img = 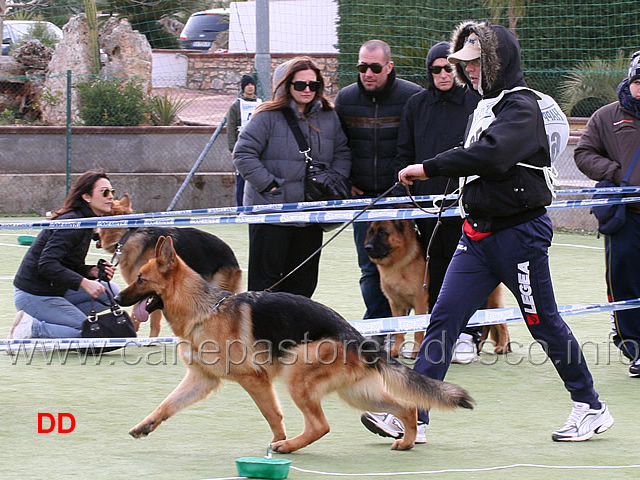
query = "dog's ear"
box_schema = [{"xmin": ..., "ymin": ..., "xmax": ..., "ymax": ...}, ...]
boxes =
[
  {"xmin": 120, "ymin": 193, "xmax": 131, "ymax": 209},
  {"xmin": 156, "ymin": 236, "xmax": 177, "ymax": 272},
  {"xmin": 155, "ymin": 236, "xmax": 167, "ymax": 257}
]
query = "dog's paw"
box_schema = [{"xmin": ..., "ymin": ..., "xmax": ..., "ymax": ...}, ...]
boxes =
[
  {"xmin": 494, "ymin": 344, "xmax": 512, "ymax": 354},
  {"xmin": 390, "ymin": 438, "xmax": 415, "ymax": 451},
  {"xmin": 270, "ymin": 440, "xmax": 296, "ymax": 454},
  {"xmin": 129, "ymin": 421, "xmax": 155, "ymax": 439}
]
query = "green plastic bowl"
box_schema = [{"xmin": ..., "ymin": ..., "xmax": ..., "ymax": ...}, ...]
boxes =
[{"xmin": 235, "ymin": 457, "xmax": 291, "ymax": 479}]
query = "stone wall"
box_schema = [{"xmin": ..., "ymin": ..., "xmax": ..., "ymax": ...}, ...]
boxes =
[{"xmin": 185, "ymin": 52, "xmax": 339, "ymax": 98}]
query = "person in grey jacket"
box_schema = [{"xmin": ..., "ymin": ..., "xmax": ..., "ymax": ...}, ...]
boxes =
[{"xmin": 234, "ymin": 57, "xmax": 351, "ymax": 297}]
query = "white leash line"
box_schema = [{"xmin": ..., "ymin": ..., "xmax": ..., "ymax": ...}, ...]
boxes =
[
  {"xmin": 288, "ymin": 463, "xmax": 640, "ymax": 476},
  {"xmin": 198, "ymin": 462, "xmax": 640, "ymax": 479}
]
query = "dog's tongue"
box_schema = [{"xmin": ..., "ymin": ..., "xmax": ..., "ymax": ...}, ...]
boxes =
[{"xmin": 133, "ymin": 300, "xmax": 149, "ymax": 323}]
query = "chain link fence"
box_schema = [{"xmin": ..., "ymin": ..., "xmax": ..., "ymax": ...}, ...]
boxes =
[{"xmin": 2, "ymin": 0, "xmax": 636, "ymax": 226}]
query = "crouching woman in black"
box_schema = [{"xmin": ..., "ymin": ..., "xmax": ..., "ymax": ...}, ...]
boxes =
[{"xmin": 9, "ymin": 170, "xmax": 120, "ymax": 339}]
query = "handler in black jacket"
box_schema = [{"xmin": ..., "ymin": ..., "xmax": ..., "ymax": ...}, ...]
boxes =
[
  {"xmin": 362, "ymin": 21, "xmax": 613, "ymax": 446},
  {"xmin": 10, "ymin": 170, "xmax": 119, "ymax": 339}
]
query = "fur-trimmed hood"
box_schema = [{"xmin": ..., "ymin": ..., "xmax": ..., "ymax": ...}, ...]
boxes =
[{"xmin": 449, "ymin": 20, "xmax": 525, "ymax": 97}]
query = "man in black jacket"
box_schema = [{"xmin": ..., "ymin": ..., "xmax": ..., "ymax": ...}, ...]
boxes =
[
  {"xmin": 395, "ymin": 41, "xmax": 483, "ymax": 365},
  {"xmin": 334, "ymin": 40, "xmax": 421, "ymax": 324},
  {"xmin": 361, "ymin": 21, "xmax": 613, "ymax": 447}
]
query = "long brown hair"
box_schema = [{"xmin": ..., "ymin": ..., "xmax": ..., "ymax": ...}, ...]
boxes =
[
  {"xmin": 49, "ymin": 170, "xmax": 110, "ymax": 219},
  {"xmin": 256, "ymin": 57, "xmax": 332, "ymax": 115}
]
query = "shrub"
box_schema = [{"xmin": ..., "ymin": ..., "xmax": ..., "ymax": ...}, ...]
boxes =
[{"xmin": 76, "ymin": 78, "xmax": 150, "ymax": 126}]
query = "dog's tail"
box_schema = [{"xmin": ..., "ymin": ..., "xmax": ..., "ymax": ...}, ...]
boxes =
[{"xmin": 375, "ymin": 358, "xmax": 474, "ymax": 411}]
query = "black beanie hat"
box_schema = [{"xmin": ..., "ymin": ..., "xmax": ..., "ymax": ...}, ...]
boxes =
[{"xmin": 241, "ymin": 74, "xmax": 256, "ymax": 91}]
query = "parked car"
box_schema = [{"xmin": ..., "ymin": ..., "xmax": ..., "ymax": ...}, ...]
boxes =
[
  {"xmin": 178, "ymin": 9, "xmax": 229, "ymax": 51},
  {"xmin": 2, "ymin": 20, "xmax": 63, "ymax": 55}
]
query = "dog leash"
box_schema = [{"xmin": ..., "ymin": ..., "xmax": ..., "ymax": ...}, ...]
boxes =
[
  {"xmin": 401, "ymin": 179, "xmax": 458, "ymax": 291},
  {"xmin": 265, "ymin": 182, "xmax": 403, "ymax": 293}
]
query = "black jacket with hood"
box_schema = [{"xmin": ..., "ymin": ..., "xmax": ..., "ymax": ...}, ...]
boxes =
[
  {"xmin": 396, "ymin": 41, "xmax": 480, "ymax": 196},
  {"xmin": 422, "ymin": 21, "xmax": 552, "ymax": 232},
  {"xmin": 335, "ymin": 70, "xmax": 422, "ymax": 196}
]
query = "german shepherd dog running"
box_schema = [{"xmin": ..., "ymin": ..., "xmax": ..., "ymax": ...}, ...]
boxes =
[
  {"xmin": 365, "ymin": 220, "xmax": 509, "ymax": 358},
  {"xmin": 97, "ymin": 194, "xmax": 243, "ymax": 336},
  {"xmin": 116, "ymin": 236, "xmax": 473, "ymax": 452}
]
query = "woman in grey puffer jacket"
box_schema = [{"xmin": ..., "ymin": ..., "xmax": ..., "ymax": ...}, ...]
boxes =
[{"xmin": 233, "ymin": 57, "xmax": 351, "ymax": 297}]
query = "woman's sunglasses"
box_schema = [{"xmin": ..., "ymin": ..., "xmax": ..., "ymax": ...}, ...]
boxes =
[
  {"xmin": 100, "ymin": 188, "xmax": 116, "ymax": 198},
  {"xmin": 290, "ymin": 80, "xmax": 321, "ymax": 92},
  {"xmin": 357, "ymin": 62, "xmax": 386, "ymax": 74},
  {"xmin": 429, "ymin": 64, "xmax": 453, "ymax": 74}
]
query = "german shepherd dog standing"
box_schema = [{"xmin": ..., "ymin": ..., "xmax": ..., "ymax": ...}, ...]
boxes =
[
  {"xmin": 365, "ymin": 220, "xmax": 509, "ymax": 358},
  {"xmin": 116, "ymin": 236, "xmax": 473, "ymax": 452},
  {"xmin": 97, "ymin": 194, "xmax": 243, "ymax": 336}
]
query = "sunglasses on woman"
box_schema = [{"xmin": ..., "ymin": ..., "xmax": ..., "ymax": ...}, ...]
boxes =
[
  {"xmin": 100, "ymin": 188, "xmax": 116, "ymax": 198},
  {"xmin": 290, "ymin": 80, "xmax": 321, "ymax": 92},
  {"xmin": 356, "ymin": 62, "xmax": 387, "ymax": 74},
  {"xmin": 429, "ymin": 64, "xmax": 453, "ymax": 74}
]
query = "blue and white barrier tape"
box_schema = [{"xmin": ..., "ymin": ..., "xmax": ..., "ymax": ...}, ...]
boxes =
[
  {"xmin": 2, "ymin": 196, "xmax": 640, "ymax": 231},
  {"xmin": 2, "ymin": 186, "xmax": 640, "ymax": 231},
  {"xmin": 2, "ymin": 298, "xmax": 638, "ymax": 352}
]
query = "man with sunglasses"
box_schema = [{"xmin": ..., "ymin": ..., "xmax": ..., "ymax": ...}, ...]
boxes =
[
  {"xmin": 360, "ymin": 41, "xmax": 482, "ymax": 444},
  {"xmin": 334, "ymin": 39, "xmax": 421, "ymax": 327},
  {"xmin": 395, "ymin": 42, "xmax": 485, "ymax": 365}
]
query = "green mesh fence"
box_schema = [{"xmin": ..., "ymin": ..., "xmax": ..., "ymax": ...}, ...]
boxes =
[
  {"xmin": 336, "ymin": 0, "xmax": 640, "ymax": 114},
  {"xmin": 1, "ymin": 0, "xmax": 637, "ymax": 223}
]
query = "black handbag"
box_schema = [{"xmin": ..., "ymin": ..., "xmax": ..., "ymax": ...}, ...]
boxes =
[
  {"xmin": 282, "ymin": 109, "xmax": 350, "ymax": 201},
  {"xmin": 81, "ymin": 284, "xmax": 136, "ymax": 351},
  {"xmin": 591, "ymin": 143, "xmax": 640, "ymax": 235}
]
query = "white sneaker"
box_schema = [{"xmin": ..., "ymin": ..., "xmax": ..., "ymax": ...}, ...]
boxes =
[
  {"xmin": 551, "ymin": 401, "xmax": 614, "ymax": 442},
  {"xmin": 416, "ymin": 421, "xmax": 426, "ymax": 444},
  {"xmin": 360, "ymin": 412, "xmax": 426, "ymax": 444},
  {"xmin": 451, "ymin": 333, "xmax": 478, "ymax": 364},
  {"xmin": 8, "ymin": 311, "xmax": 34, "ymax": 339}
]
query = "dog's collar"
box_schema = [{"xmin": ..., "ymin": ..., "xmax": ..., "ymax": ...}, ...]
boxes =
[
  {"xmin": 213, "ymin": 294, "xmax": 233, "ymax": 311},
  {"xmin": 109, "ymin": 228, "xmax": 138, "ymax": 267}
]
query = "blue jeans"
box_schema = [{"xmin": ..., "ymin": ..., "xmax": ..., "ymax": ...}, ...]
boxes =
[
  {"xmin": 14, "ymin": 282, "xmax": 121, "ymax": 338},
  {"xmin": 353, "ymin": 220, "xmax": 392, "ymax": 320},
  {"xmin": 414, "ymin": 214, "xmax": 599, "ymax": 423}
]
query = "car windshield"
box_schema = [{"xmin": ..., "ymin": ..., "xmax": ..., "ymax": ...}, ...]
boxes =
[
  {"xmin": 183, "ymin": 14, "xmax": 228, "ymax": 35},
  {"xmin": 6, "ymin": 22, "xmax": 63, "ymax": 41}
]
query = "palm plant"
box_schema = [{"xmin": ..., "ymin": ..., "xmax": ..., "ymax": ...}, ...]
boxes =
[
  {"xmin": 150, "ymin": 91, "xmax": 195, "ymax": 126},
  {"xmin": 558, "ymin": 55, "xmax": 628, "ymax": 116},
  {"xmin": 484, "ymin": 0, "xmax": 528, "ymax": 36}
]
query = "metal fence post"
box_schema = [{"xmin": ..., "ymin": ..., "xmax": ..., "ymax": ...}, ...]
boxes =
[
  {"xmin": 255, "ymin": 0, "xmax": 271, "ymax": 100},
  {"xmin": 66, "ymin": 69, "xmax": 72, "ymax": 194}
]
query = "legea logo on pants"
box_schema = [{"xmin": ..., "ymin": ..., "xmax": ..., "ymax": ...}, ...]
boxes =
[{"xmin": 518, "ymin": 261, "xmax": 540, "ymax": 325}]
